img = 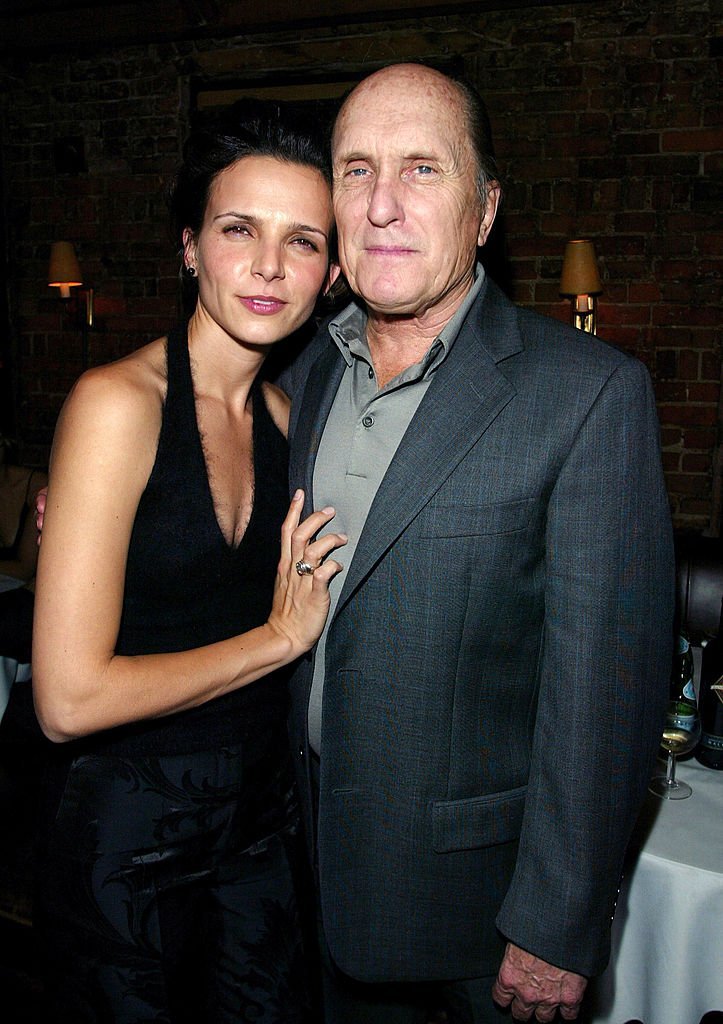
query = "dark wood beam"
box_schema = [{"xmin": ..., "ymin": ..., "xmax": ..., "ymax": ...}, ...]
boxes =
[{"xmin": 0, "ymin": 0, "xmax": 597, "ymax": 55}]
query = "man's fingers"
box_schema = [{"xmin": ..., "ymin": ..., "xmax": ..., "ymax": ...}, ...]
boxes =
[
  {"xmin": 559, "ymin": 1005, "xmax": 582, "ymax": 1021},
  {"xmin": 492, "ymin": 982, "xmax": 581, "ymax": 1023},
  {"xmin": 491, "ymin": 984, "xmax": 512, "ymax": 1008},
  {"xmin": 509, "ymin": 1000, "xmax": 535, "ymax": 1021}
]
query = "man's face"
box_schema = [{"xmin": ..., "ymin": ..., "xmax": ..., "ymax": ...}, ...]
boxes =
[{"xmin": 332, "ymin": 66, "xmax": 499, "ymax": 324}]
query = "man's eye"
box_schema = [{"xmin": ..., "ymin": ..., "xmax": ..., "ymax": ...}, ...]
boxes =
[
  {"xmin": 414, "ymin": 165, "xmax": 435, "ymax": 175},
  {"xmin": 347, "ymin": 167, "xmax": 369, "ymax": 177}
]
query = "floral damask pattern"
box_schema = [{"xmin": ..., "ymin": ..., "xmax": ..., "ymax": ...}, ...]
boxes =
[{"xmin": 35, "ymin": 742, "xmax": 311, "ymax": 1023}]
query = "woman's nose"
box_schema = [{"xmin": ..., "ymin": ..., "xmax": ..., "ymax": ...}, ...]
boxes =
[{"xmin": 251, "ymin": 241, "xmax": 285, "ymax": 281}]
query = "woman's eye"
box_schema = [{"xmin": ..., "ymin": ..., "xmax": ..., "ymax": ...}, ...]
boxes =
[
  {"xmin": 292, "ymin": 237, "xmax": 319, "ymax": 252},
  {"xmin": 223, "ymin": 224, "xmax": 251, "ymax": 236}
]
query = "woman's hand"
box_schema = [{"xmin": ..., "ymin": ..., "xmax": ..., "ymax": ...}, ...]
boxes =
[
  {"xmin": 35, "ymin": 486, "xmax": 48, "ymax": 540},
  {"xmin": 267, "ymin": 489, "xmax": 346, "ymax": 656}
]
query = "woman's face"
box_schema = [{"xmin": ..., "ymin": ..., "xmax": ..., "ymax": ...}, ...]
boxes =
[{"xmin": 184, "ymin": 155, "xmax": 339, "ymax": 348}]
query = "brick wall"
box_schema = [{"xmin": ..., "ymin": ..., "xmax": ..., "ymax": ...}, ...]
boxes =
[{"xmin": 0, "ymin": 0, "xmax": 721, "ymax": 530}]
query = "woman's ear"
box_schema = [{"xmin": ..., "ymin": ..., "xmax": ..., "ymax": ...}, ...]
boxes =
[{"xmin": 182, "ymin": 228, "xmax": 197, "ymax": 272}]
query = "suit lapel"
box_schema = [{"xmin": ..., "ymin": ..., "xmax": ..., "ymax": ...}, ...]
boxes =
[
  {"xmin": 289, "ymin": 338, "xmax": 347, "ymax": 516},
  {"xmin": 289, "ymin": 282, "xmax": 524, "ymax": 614},
  {"xmin": 335, "ymin": 284, "xmax": 522, "ymax": 612}
]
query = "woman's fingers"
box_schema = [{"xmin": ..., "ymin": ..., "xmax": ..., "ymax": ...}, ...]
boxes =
[
  {"xmin": 281, "ymin": 490, "xmax": 347, "ymax": 576},
  {"xmin": 300, "ymin": 531, "xmax": 347, "ymax": 577},
  {"xmin": 280, "ymin": 490, "xmax": 335, "ymax": 557},
  {"xmin": 268, "ymin": 491, "xmax": 347, "ymax": 655},
  {"xmin": 280, "ymin": 488, "xmax": 304, "ymax": 548},
  {"xmin": 35, "ymin": 486, "xmax": 48, "ymax": 539}
]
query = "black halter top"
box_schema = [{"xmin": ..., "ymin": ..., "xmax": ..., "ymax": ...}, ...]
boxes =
[{"xmin": 86, "ymin": 323, "xmax": 291, "ymax": 757}]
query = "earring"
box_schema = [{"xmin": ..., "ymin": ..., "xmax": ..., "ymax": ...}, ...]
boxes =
[{"xmin": 184, "ymin": 265, "xmax": 197, "ymax": 278}]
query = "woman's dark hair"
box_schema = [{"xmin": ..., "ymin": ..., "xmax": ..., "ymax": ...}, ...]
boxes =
[{"xmin": 168, "ymin": 99, "xmax": 333, "ymax": 249}]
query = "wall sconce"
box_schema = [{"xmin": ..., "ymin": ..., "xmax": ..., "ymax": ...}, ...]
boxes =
[
  {"xmin": 48, "ymin": 240, "xmax": 94, "ymax": 367},
  {"xmin": 559, "ymin": 239, "xmax": 602, "ymax": 335}
]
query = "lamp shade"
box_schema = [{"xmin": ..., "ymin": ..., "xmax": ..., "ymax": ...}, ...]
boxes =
[
  {"xmin": 48, "ymin": 241, "xmax": 82, "ymax": 298},
  {"xmin": 559, "ymin": 239, "xmax": 602, "ymax": 296}
]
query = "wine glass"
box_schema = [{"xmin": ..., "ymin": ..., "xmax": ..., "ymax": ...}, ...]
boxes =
[{"xmin": 649, "ymin": 698, "xmax": 701, "ymax": 799}]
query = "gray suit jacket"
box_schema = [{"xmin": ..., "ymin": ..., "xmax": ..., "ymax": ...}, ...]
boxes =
[{"xmin": 283, "ymin": 278, "xmax": 674, "ymax": 984}]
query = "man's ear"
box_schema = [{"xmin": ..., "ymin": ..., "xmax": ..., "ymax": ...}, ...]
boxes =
[
  {"xmin": 321, "ymin": 264, "xmax": 342, "ymax": 296},
  {"xmin": 320, "ymin": 262, "xmax": 349, "ymax": 309},
  {"xmin": 477, "ymin": 182, "xmax": 501, "ymax": 248},
  {"xmin": 323, "ymin": 262, "xmax": 342, "ymax": 295}
]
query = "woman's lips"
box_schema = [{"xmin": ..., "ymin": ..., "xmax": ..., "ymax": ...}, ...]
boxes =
[{"xmin": 239, "ymin": 295, "xmax": 287, "ymax": 315}]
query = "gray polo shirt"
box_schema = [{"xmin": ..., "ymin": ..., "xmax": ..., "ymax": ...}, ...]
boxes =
[{"xmin": 308, "ymin": 268, "xmax": 485, "ymax": 753}]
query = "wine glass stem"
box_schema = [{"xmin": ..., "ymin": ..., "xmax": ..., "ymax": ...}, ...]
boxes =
[{"xmin": 666, "ymin": 751, "xmax": 677, "ymax": 787}]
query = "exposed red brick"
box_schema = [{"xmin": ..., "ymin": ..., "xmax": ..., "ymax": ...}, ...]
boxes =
[
  {"xmin": 0, "ymin": 0, "xmax": 719, "ymax": 533},
  {"xmin": 653, "ymin": 305, "xmax": 720, "ymax": 327},
  {"xmin": 687, "ymin": 383, "xmax": 721, "ymax": 404},
  {"xmin": 701, "ymin": 351, "xmax": 721, "ymax": 381},
  {"xmin": 657, "ymin": 381, "xmax": 688, "ymax": 402},
  {"xmin": 628, "ymin": 282, "xmax": 662, "ymax": 303},
  {"xmin": 685, "ymin": 428, "xmax": 718, "ymax": 450},
  {"xmin": 678, "ymin": 499, "xmax": 713, "ymax": 519},
  {"xmin": 663, "ymin": 129, "xmax": 723, "ymax": 152},
  {"xmin": 660, "ymin": 405, "xmax": 718, "ymax": 427},
  {"xmin": 661, "ymin": 426, "xmax": 683, "ymax": 448}
]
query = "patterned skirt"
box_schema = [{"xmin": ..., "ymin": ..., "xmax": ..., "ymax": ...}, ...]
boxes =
[{"xmin": 34, "ymin": 729, "xmax": 314, "ymax": 1023}]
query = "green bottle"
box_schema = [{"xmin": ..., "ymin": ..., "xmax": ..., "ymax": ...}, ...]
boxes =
[
  {"xmin": 695, "ymin": 599, "xmax": 723, "ymax": 769},
  {"xmin": 670, "ymin": 631, "xmax": 697, "ymax": 713}
]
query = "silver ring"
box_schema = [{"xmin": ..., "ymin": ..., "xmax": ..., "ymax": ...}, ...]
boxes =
[{"xmin": 295, "ymin": 560, "xmax": 315, "ymax": 576}]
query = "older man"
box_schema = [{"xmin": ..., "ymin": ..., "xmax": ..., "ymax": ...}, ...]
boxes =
[{"xmin": 283, "ymin": 63, "xmax": 673, "ymax": 1023}]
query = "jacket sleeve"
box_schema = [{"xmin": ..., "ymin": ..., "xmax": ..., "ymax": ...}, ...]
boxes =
[{"xmin": 495, "ymin": 355, "xmax": 675, "ymax": 977}]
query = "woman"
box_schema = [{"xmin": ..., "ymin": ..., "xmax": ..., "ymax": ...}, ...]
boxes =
[{"xmin": 32, "ymin": 107, "xmax": 345, "ymax": 1023}]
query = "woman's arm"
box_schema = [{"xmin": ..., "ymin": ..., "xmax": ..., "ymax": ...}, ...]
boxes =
[{"xmin": 33, "ymin": 365, "xmax": 344, "ymax": 744}]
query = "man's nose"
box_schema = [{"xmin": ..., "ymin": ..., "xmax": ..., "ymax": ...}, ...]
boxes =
[{"xmin": 366, "ymin": 173, "xmax": 404, "ymax": 227}]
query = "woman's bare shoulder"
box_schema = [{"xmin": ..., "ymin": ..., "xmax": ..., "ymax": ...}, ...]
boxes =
[
  {"xmin": 95, "ymin": 335, "xmax": 167, "ymax": 393},
  {"xmin": 55, "ymin": 337, "xmax": 169, "ymax": 457},
  {"xmin": 68, "ymin": 337, "xmax": 166, "ymax": 415}
]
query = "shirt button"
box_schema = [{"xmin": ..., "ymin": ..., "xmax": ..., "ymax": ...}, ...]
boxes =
[
  {"xmin": 368, "ymin": 367, "xmax": 374, "ymax": 379},
  {"xmin": 362, "ymin": 414, "xmax": 374, "ymax": 428}
]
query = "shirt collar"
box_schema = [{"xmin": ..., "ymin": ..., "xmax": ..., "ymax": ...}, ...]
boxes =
[{"xmin": 329, "ymin": 263, "xmax": 486, "ymax": 374}]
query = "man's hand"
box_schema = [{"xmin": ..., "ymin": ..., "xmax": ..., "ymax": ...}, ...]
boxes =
[{"xmin": 491, "ymin": 943, "xmax": 587, "ymax": 1022}]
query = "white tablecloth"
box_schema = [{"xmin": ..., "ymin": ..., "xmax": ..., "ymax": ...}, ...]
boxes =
[
  {"xmin": 587, "ymin": 758, "xmax": 723, "ymax": 1024},
  {"xmin": 0, "ymin": 576, "xmax": 32, "ymax": 719},
  {"xmin": 0, "ymin": 657, "xmax": 31, "ymax": 721}
]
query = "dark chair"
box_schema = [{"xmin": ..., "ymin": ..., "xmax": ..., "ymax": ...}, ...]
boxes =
[{"xmin": 674, "ymin": 532, "xmax": 723, "ymax": 641}]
